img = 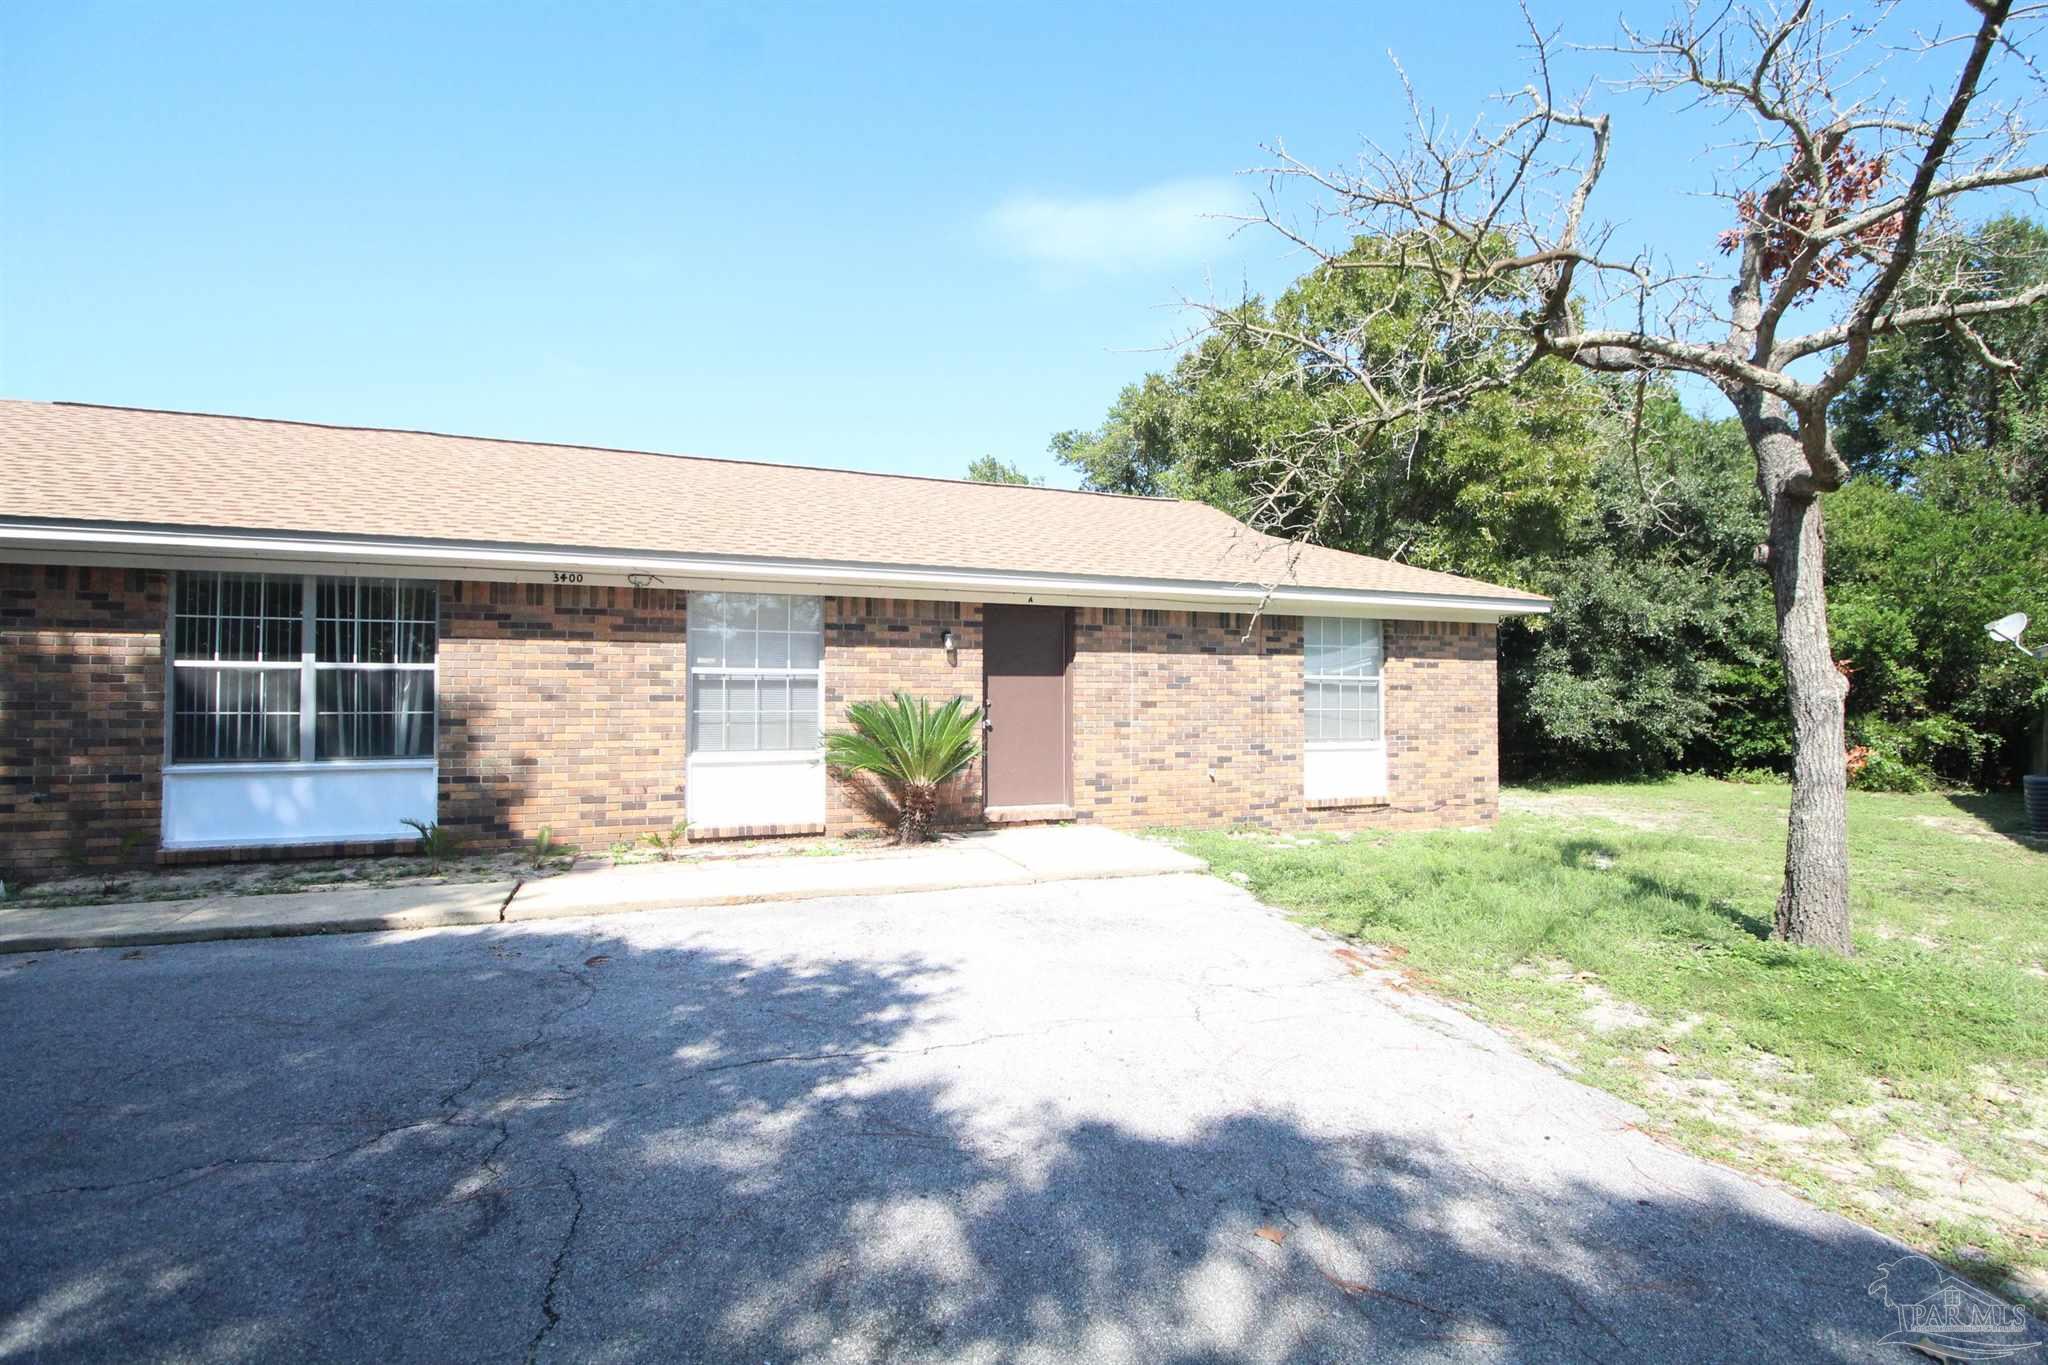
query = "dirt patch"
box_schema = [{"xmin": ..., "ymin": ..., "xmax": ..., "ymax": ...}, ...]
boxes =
[
  {"xmin": 1913, "ymin": 813, "xmax": 2011, "ymax": 844},
  {"xmin": 1630, "ymin": 1054, "xmax": 2048, "ymax": 1299},
  {"xmin": 1876, "ymin": 1136, "xmax": 2048, "ymax": 1226},
  {"xmin": 1500, "ymin": 792, "xmax": 1687, "ymax": 832},
  {"xmin": 5, "ymin": 830, "xmax": 888, "ymax": 909},
  {"xmin": 9, "ymin": 850, "xmax": 568, "ymax": 908},
  {"xmin": 1579, "ymin": 983, "xmax": 1655, "ymax": 1034}
]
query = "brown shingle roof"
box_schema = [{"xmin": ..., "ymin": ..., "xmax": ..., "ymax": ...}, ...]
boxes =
[{"xmin": 0, "ymin": 399, "xmax": 1545, "ymax": 605}]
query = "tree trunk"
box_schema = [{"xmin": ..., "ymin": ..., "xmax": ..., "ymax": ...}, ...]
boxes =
[
  {"xmin": 1747, "ymin": 406, "xmax": 1854, "ymax": 955},
  {"xmin": 898, "ymin": 785, "xmax": 937, "ymax": 845}
]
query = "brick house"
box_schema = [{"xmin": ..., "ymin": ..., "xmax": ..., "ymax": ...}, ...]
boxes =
[{"xmin": 0, "ymin": 400, "xmax": 1549, "ymax": 874}]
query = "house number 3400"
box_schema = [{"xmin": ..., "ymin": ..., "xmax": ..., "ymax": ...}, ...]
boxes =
[{"xmin": 551, "ymin": 571, "xmax": 585, "ymax": 584}]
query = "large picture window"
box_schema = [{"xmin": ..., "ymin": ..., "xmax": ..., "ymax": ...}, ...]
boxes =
[
  {"xmin": 171, "ymin": 572, "xmax": 436, "ymax": 764},
  {"xmin": 689, "ymin": 592, "xmax": 822, "ymax": 753},
  {"xmin": 1304, "ymin": 616, "xmax": 1382, "ymax": 743}
]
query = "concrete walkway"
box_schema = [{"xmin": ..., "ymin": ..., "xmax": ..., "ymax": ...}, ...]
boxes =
[{"xmin": 0, "ymin": 825, "xmax": 1202, "ymax": 954}]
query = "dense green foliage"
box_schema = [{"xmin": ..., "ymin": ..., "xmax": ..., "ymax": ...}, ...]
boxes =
[
  {"xmin": 1498, "ymin": 396, "xmax": 1774, "ymax": 777},
  {"xmin": 1051, "ymin": 239, "xmax": 1603, "ymax": 587},
  {"xmin": 1832, "ymin": 216, "xmax": 2048, "ymax": 510},
  {"xmin": 965, "ymin": 455, "xmax": 1041, "ymax": 486},
  {"xmin": 1053, "ymin": 230, "xmax": 2048, "ymax": 788},
  {"xmin": 1826, "ymin": 459, "xmax": 2048, "ymax": 788},
  {"xmin": 825, "ymin": 692, "xmax": 983, "ymax": 843},
  {"xmin": 1813, "ymin": 215, "xmax": 2048, "ymax": 787}
]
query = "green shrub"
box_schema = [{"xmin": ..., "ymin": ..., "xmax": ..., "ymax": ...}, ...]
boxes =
[
  {"xmin": 528, "ymin": 826, "xmax": 575, "ymax": 867},
  {"xmin": 399, "ymin": 819, "xmax": 463, "ymax": 864},
  {"xmin": 642, "ymin": 824, "xmax": 687, "ymax": 860},
  {"xmin": 1846, "ymin": 715, "xmax": 1981, "ymax": 793},
  {"xmin": 825, "ymin": 693, "xmax": 982, "ymax": 844}
]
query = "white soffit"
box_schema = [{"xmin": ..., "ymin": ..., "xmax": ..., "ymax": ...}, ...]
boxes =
[{"xmin": 0, "ymin": 522, "xmax": 1551, "ymax": 622}]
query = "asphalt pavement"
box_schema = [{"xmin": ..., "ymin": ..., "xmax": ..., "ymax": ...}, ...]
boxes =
[{"xmin": 0, "ymin": 872, "xmax": 2020, "ymax": 1362}]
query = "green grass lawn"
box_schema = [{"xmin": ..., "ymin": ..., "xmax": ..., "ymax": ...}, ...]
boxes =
[{"xmin": 1170, "ymin": 777, "xmax": 2048, "ymax": 1302}]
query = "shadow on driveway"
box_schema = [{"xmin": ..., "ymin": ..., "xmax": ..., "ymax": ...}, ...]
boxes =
[{"xmin": 0, "ymin": 881, "xmax": 2030, "ymax": 1362}]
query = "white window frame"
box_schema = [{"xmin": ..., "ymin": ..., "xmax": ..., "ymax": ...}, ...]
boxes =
[
  {"xmin": 1304, "ymin": 616, "xmax": 1387, "ymax": 800},
  {"xmin": 687, "ymin": 592, "xmax": 825, "ymax": 758},
  {"xmin": 166, "ymin": 571, "xmax": 438, "ymax": 771}
]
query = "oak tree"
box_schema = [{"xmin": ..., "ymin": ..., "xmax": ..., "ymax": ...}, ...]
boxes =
[{"xmin": 1213, "ymin": 0, "xmax": 2048, "ymax": 953}]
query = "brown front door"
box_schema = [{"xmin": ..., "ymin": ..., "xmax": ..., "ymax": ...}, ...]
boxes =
[{"xmin": 982, "ymin": 604, "xmax": 1072, "ymax": 808}]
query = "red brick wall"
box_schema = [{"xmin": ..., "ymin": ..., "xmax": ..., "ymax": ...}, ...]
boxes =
[
  {"xmin": 823, "ymin": 597, "xmax": 984, "ymax": 833},
  {"xmin": 1372, "ymin": 618, "xmax": 1500, "ymax": 830},
  {"xmin": 1068, "ymin": 608, "xmax": 1302, "ymax": 827},
  {"xmin": 827, "ymin": 601, "xmax": 1499, "ymax": 835},
  {"xmin": 1, "ymin": 570, "xmax": 1497, "ymax": 873},
  {"xmin": 436, "ymin": 581, "xmax": 687, "ymax": 850},
  {"xmin": 1067, "ymin": 610, "xmax": 1498, "ymax": 831},
  {"xmin": 0, "ymin": 564, "xmax": 168, "ymax": 876}
]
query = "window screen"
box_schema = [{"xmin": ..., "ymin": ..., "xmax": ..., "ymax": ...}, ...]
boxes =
[
  {"xmin": 171, "ymin": 571, "xmax": 436, "ymax": 764},
  {"xmin": 170, "ymin": 573, "xmax": 304, "ymax": 761},
  {"xmin": 313, "ymin": 578, "xmax": 437, "ymax": 759},
  {"xmin": 689, "ymin": 593, "xmax": 823, "ymax": 753},
  {"xmin": 1304, "ymin": 617, "xmax": 1383, "ymax": 743}
]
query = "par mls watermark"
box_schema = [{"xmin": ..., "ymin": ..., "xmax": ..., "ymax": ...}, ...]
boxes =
[{"xmin": 1869, "ymin": 1254, "xmax": 2041, "ymax": 1360}]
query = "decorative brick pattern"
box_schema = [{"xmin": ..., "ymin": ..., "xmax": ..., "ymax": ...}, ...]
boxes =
[
  {"xmin": 823, "ymin": 598, "xmax": 985, "ymax": 833},
  {"xmin": 686, "ymin": 821, "xmax": 826, "ymax": 841},
  {"xmin": 0, "ymin": 564, "xmax": 168, "ymax": 876},
  {"xmin": 436, "ymin": 581, "xmax": 687, "ymax": 850}
]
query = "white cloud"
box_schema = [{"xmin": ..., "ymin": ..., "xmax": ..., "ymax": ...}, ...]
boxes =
[{"xmin": 981, "ymin": 177, "xmax": 1246, "ymax": 275}]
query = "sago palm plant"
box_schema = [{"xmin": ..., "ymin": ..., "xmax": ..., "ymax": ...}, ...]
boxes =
[{"xmin": 824, "ymin": 692, "xmax": 983, "ymax": 844}]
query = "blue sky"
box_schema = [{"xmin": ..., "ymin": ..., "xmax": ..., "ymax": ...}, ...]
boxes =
[{"xmin": 0, "ymin": 1, "xmax": 1979, "ymax": 485}]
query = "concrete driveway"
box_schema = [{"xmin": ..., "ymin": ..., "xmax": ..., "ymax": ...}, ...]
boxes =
[{"xmin": 0, "ymin": 873, "xmax": 2000, "ymax": 1362}]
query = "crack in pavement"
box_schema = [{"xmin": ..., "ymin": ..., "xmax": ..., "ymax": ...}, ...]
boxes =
[
  {"xmin": 3, "ymin": 1117, "xmax": 478, "ymax": 1202},
  {"xmin": 441, "ymin": 958, "xmax": 600, "ymax": 1115},
  {"xmin": 19, "ymin": 947, "xmax": 607, "ymax": 1208},
  {"xmin": 525, "ymin": 1161, "xmax": 584, "ymax": 1364}
]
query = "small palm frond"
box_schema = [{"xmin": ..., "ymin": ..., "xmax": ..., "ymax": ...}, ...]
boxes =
[{"xmin": 825, "ymin": 692, "xmax": 982, "ymax": 789}]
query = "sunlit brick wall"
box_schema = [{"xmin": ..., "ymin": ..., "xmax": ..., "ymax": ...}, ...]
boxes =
[
  {"xmin": 822, "ymin": 600, "xmax": 1499, "ymax": 836},
  {"xmin": 823, "ymin": 597, "xmax": 985, "ymax": 834}
]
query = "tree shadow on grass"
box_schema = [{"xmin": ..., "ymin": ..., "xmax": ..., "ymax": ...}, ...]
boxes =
[
  {"xmin": 1554, "ymin": 839, "xmax": 1775, "ymax": 941},
  {"xmin": 0, "ymin": 915, "xmax": 2035, "ymax": 1362},
  {"xmin": 1625, "ymin": 869, "xmax": 1775, "ymax": 942},
  {"xmin": 1555, "ymin": 837, "xmax": 1622, "ymax": 871},
  {"xmin": 1941, "ymin": 790, "xmax": 2045, "ymax": 852}
]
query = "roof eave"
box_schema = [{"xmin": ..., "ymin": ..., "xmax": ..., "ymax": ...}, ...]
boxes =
[{"xmin": 0, "ymin": 519, "xmax": 1553, "ymax": 621}]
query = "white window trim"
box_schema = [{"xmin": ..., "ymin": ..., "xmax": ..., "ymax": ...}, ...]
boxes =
[
  {"xmin": 686, "ymin": 592, "xmax": 826, "ymax": 759},
  {"xmin": 686, "ymin": 749, "xmax": 824, "ymax": 766},
  {"xmin": 1303, "ymin": 617, "xmax": 1385, "ymax": 749},
  {"xmin": 165, "ymin": 571, "xmax": 439, "ymax": 771},
  {"xmin": 1304, "ymin": 617, "xmax": 1388, "ymax": 801},
  {"xmin": 167, "ymin": 759, "xmax": 438, "ymax": 776}
]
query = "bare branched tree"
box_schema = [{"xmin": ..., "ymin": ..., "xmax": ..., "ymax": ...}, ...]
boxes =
[{"xmin": 1206, "ymin": 0, "xmax": 2047, "ymax": 954}]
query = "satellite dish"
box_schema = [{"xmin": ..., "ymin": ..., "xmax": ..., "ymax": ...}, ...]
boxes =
[{"xmin": 1986, "ymin": 612, "xmax": 2031, "ymax": 648}]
